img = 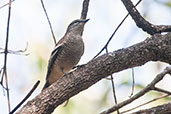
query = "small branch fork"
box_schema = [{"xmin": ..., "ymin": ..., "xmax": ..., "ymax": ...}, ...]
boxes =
[
  {"xmin": 0, "ymin": 44, "xmax": 29, "ymax": 88},
  {"xmin": 100, "ymin": 66, "xmax": 171, "ymax": 114},
  {"xmin": 94, "ymin": 0, "xmax": 171, "ymax": 59}
]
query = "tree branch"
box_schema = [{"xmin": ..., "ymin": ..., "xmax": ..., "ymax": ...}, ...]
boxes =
[
  {"xmin": 17, "ymin": 32, "xmax": 171, "ymax": 114},
  {"xmin": 101, "ymin": 66, "xmax": 171, "ymax": 114},
  {"xmin": 121, "ymin": 95, "xmax": 170, "ymax": 114},
  {"xmin": 131, "ymin": 103, "xmax": 171, "ymax": 114},
  {"xmin": 121, "ymin": 0, "xmax": 171, "ymax": 35}
]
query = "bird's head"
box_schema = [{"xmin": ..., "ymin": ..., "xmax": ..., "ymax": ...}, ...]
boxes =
[{"xmin": 66, "ymin": 19, "xmax": 89, "ymax": 35}]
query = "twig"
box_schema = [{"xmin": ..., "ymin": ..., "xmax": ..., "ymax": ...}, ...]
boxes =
[
  {"xmin": 0, "ymin": 0, "xmax": 13, "ymax": 112},
  {"xmin": 105, "ymin": 48, "xmax": 120, "ymax": 114},
  {"xmin": 40, "ymin": 0, "xmax": 56, "ymax": 44},
  {"xmin": 93, "ymin": 0, "xmax": 142, "ymax": 59},
  {"xmin": 4, "ymin": 70, "xmax": 10, "ymax": 112},
  {"xmin": 129, "ymin": 68, "xmax": 135, "ymax": 97},
  {"xmin": 121, "ymin": 0, "xmax": 171, "ymax": 35},
  {"xmin": 100, "ymin": 66, "xmax": 171, "ymax": 114},
  {"xmin": 120, "ymin": 94, "xmax": 170, "ymax": 114},
  {"xmin": 81, "ymin": 0, "xmax": 90, "ymax": 19},
  {"xmin": 0, "ymin": 0, "xmax": 15, "ymax": 9},
  {"xmin": 0, "ymin": 42, "xmax": 29, "ymax": 55},
  {"xmin": 110, "ymin": 74, "xmax": 120, "ymax": 114},
  {"xmin": 9, "ymin": 80, "xmax": 40, "ymax": 114}
]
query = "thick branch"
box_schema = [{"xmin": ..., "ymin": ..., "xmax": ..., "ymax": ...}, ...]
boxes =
[
  {"xmin": 121, "ymin": 0, "xmax": 171, "ymax": 35},
  {"xmin": 17, "ymin": 33, "xmax": 171, "ymax": 114}
]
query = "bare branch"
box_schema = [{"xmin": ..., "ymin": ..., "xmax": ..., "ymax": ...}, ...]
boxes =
[
  {"xmin": 121, "ymin": 0, "xmax": 171, "ymax": 35},
  {"xmin": 110, "ymin": 74, "xmax": 120, "ymax": 114},
  {"xmin": 129, "ymin": 68, "xmax": 135, "ymax": 97},
  {"xmin": 40, "ymin": 0, "xmax": 56, "ymax": 44},
  {"xmin": 154, "ymin": 87, "xmax": 171, "ymax": 95},
  {"xmin": 101, "ymin": 66, "xmax": 171, "ymax": 114}
]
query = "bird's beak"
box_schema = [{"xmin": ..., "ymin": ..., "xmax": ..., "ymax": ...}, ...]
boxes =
[{"xmin": 82, "ymin": 18, "xmax": 90, "ymax": 23}]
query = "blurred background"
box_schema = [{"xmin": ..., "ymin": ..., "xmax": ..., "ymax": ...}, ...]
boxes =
[{"xmin": 0, "ymin": 0, "xmax": 171, "ymax": 114}]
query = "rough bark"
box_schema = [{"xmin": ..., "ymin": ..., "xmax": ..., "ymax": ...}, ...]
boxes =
[
  {"xmin": 131, "ymin": 103, "xmax": 171, "ymax": 114},
  {"xmin": 17, "ymin": 33, "xmax": 171, "ymax": 114}
]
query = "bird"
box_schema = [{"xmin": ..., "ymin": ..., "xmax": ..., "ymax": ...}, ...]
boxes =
[{"xmin": 42, "ymin": 18, "xmax": 89, "ymax": 90}]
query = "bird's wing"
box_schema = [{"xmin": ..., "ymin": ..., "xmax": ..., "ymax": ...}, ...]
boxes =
[{"xmin": 46, "ymin": 44, "xmax": 63, "ymax": 80}]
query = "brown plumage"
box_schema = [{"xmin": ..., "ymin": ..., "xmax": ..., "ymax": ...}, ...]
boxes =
[{"xmin": 42, "ymin": 19, "xmax": 89, "ymax": 90}]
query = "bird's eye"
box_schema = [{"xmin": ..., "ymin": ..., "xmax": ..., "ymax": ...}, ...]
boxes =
[
  {"xmin": 67, "ymin": 20, "xmax": 82, "ymax": 31},
  {"xmin": 73, "ymin": 22, "xmax": 79, "ymax": 26}
]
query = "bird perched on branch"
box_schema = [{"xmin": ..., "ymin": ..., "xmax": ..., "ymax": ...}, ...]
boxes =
[{"xmin": 42, "ymin": 18, "xmax": 89, "ymax": 90}]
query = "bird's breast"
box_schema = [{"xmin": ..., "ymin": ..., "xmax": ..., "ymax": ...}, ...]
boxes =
[{"xmin": 55, "ymin": 35, "xmax": 84, "ymax": 71}]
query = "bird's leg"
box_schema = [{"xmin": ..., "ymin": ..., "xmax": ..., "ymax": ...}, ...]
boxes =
[
  {"xmin": 60, "ymin": 67, "xmax": 70, "ymax": 107},
  {"xmin": 60, "ymin": 67, "xmax": 68, "ymax": 75}
]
